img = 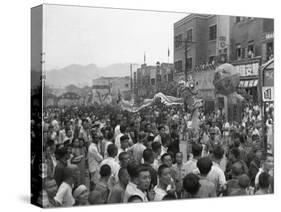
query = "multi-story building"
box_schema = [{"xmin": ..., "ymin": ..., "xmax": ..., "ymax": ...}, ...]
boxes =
[
  {"xmin": 229, "ymin": 17, "xmax": 274, "ymax": 103},
  {"xmin": 135, "ymin": 62, "xmax": 174, "ymax": 99},
  {"xmin": 173, "ymin": 14, "xmax": 274, "ymax": 118},
  {"xmin": 174, "ymin": 14, "xmax": 232, "ymax": 81},
  {"xmin": 173, "ymin": 14, "xmax": 232, "ymax": 112}
]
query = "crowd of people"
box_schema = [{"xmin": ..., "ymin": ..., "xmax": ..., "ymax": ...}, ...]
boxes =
[{"xmin": 31, "ymin": 101, "xmax": 274, "ymax": 207}]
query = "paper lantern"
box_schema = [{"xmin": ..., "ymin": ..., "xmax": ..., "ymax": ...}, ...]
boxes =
[{"xmin": 213, "ymin": 63, "xmax": 240, "ymax": 95}]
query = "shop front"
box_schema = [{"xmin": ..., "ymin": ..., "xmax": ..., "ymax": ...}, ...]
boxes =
[{"xmin": 232, "ymin": 57, "xmax": 262, "ymax": 104}]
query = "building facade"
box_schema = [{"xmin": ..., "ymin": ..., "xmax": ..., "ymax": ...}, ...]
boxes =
[
  {"xmin": 229, "ymin": 17, "xmax": 274, "ymax": 103},
  {"xmin": 173, "ymin": 14, "xmax": 274, "ymax": 121},
  {"xmin": 92, "ymin": 76, "xmax": 131, "ymax": 104},
  {"xmin": 135, "ymin": 62, "xmax": 174, "ymax": 100}
]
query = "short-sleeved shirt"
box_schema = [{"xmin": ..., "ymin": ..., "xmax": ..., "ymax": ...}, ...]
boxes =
[
  {"xmin": 123, "ymin": 182, "xmax": 148, "ymax": 202},
  {"xmin": 107, "ymin": 183, "xmax": 126, "ymax": 204},
  {"xmin": 195, "ymin": 177, "xmax": 216, "ymax": 198},
  {"xmin": 54, "ymin": 182, "xmax": 75, "ymax": 207},
  {"xmin": 206, "ymin": 162, "xmax": 226, "ymax": 193},
  {"xmin": 154, "ymin": 186, "xmax": 167, "ymax": 201}
]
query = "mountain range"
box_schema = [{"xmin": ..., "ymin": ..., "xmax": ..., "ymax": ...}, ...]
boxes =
[{"xmin": 46, "ymin": 63, "xmax": 136, "ymax": 88}]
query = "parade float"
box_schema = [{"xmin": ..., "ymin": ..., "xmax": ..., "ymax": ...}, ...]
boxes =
[{"xmin": 213, "ymin": 63, "xmax": 245, "ymax": 123}]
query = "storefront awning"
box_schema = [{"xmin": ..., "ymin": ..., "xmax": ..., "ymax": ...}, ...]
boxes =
[{"xmin": 239, "ymin": 79, "xmax": 258, "ymax": 88}]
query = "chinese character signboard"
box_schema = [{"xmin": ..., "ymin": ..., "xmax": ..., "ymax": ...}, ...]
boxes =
[
  {"xmin": 262, "ymin": 86, "xmax": 274, "ymax": 102},
  {"xmin": 235, "ymin": 62, "xmax": 259, "ymax": 77}
]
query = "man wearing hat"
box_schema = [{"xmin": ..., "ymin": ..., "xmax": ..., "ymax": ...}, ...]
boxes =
[{"xmin": 73, "ymin": 185, "xmax": 89, "ymax": 206}]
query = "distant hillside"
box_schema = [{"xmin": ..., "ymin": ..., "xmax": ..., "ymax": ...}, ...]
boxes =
[{"xmin": 46, "ymin": 63, "xmax": 135, "ymax": 87}]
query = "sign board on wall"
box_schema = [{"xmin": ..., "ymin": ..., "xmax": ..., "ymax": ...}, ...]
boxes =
[
  {"xmin": 262, "ymin": 86, "xmax": 274, "ymax": 102},
  {"xmin": 234, "ymin": 62, "xmax": 259, "ymax": 77}
]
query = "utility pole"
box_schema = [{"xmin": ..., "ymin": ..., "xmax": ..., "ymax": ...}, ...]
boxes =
[
  {"xmin": 130, "ymin": 64, "xmax": 133, "ymax": 92},
  {"xmin": 184, "ymin": 38, "xmax": 188, "ymax": 82}
]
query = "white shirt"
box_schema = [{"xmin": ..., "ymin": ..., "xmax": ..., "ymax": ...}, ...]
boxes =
[
  {"xmin": 206, "ymin": 162, "xmax": 226, "ymax": 192},
  {"xmin": 100, "ymin": 157, "xmax": 120, "ymax": 182},
  {"xmin": 154, "ymin": 186, "xmax": 167, "ymax": 201},
  {"xmin": 153, "ymin": 135, "xmax": 162, "ymax": 144},
  {"xmin": 115, "ymin": 133, "xmax": 124, "ymax": 149},
  {"xmin": 54, "ymin": 182, "xmax": 75, "ymax": 207},
  {"xmin": 114, "ymin": 125, "xmax": 121, "ymax": 139},
  {"xmin": 183, "ymin": 158, "xmax": 198, "ymax": 175},
  {"xmin": 123, "ymin": 182, "xmax": 148, "ymax": 202},
  {"xmin": 88, "ymin": 143, "xmax": 103, "ymax": 173}
]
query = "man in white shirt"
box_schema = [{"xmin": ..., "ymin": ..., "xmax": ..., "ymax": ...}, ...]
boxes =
[
  {"xmin": 54, "ymin": 165, "xmax": 79, "ymax": 207},
  {"xmin": 100, "ymin": 144, "xmax": 120, "ymax": 185},
  {"xmin": 115, "ymin": 125, "xmax": 126, "ymax": 149},
  {"xmin": 154, "ymin": 164, "xmax": 173, "ymax": 201},
  {"xmin": 88, "ymin": 136, "xmax": 103, "ymax": 186},
  {"xmin": 206, "ymin": 146, "xmax": 226, "ymax": 195},
  {"xmin": 183, "ymin": 143, "xmax": 203, "ymax": 175},
  {"xmin": 128, "ymin": 132, "xmax": 146, "ymax": 164},
  {"xmin": 123, "ymin": 163, "xmax": 151, "ymax": 202},
  {"xmin": 153, "ymin": 125, "xmax": 166, "ymax": 145}
]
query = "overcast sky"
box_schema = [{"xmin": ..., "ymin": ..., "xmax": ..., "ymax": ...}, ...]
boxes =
[{"xmin": 43, "ymin": 4, "xmax": 187, "ymax": 70}]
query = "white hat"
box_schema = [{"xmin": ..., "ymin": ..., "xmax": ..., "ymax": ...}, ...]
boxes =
[{"xmin": 73, "ymin": 185, "xmax": 88, "ymax": 199}]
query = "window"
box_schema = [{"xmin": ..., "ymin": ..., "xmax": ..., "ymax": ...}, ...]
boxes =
[
  {"xmin": 209, "ymin": 25, "xmax": 217, "ymax": 40},
  {"xmin": 247, "ymin": 41, "xmax": 254, "ymax": 58},
  {"xmin": 175, "ymin": 60, "xmax": 183, "ymax": 73},
  {"xmin": 125, "ymin": 83, "xmax": 129, "ymax": 88},
  {"xmin": 186, "ymin": 57, "xmax": 192, "ymax": 71},
  {"xmin": 187, "ymin": 29, "xmax": 192, "ymax": 42},
  {"xmin": 236, "ymin": 17, "xmax": 241, "ymax": 23},
  {"xmin": 266, "ymin": 42, "xmax": 274, "ymax": 61},
  {"xmin": 236, "ymin": 44, "xmax": 242, "ymax": 60},
  {"xmin": 209, "ymin": 56, "xmax": 216, "ymax": 64},
  {"xmin": 175, "ymin": 34, "xmax": 183, "ymax": 48}
]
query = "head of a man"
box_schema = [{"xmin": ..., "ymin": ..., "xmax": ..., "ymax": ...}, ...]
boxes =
[
  {"xmin": 209, "ymin": 127, "xmax": 216, "ymax": 140},
  {"xmin": 120, "ymin": 124, "xmax": 127, "ymax": 134},
  {"xmin": 143, "ymin": 149, "xmax": 154, "ymax": 165},
  {"xmin": 66, "ymin": 128, "xmax": 72, "ymax": 138},
  {"xmin": 197, "ymin": 157, "xmax": 213, "ymax": 177},
  {"xmin": 118, "ymin": 167, "xmax": 130, "ymax": 187},
  {"xmin": 73, "ymin": 185, "xmax": 89, "ymax": 205},
  {"xmin": 259, "ymin": 172, "xmax": 270, "ymax": 190},
  {"xmin": 107, "ymin": 144, "xmax": 118, "ymax": 158},
  {"xmin": 158, "ymin": 164, "xmax": 171, "ymax": 187},
  {"xmin": 119, "ymin": 152, "xmax": 130, "ymax": 168},
  {"xmin": 100, "ymin": 164, "xmax": 112, "ymax": 180},
  {"xmin": 56, "ymin": 146, "xmax": 70, "ymax": 162},
  {"xmin": 212, "ymin": 145, "xmax": 224, "ymax": 162},
  {"xmin": 136, "ymin": 165, "xmax": 151, "ymax": 192},
  {"xmin": 120, "ymin": 135, "xmax": 130, "ymax": 150},
  {"xmin": 43, "ymin": 178, "xmax": 58, "ymax": 198},
  {"xmin": 151, "ymin": 142, "xmax": 162, "ymax": 156},
  {"xmin": 158, "ymin": 125, "xmax": 166, "ymax": 137},
  {"xmin": 127, "ymin": 161, "xmax": 139, "ymax": 183},
  {"xmin": 183, "ymin": 173, "xmax": 201, "ymax": 196},
  {"xmin": 231, "ymin": 162, "xmax": 243, "ymax": 178},
  {"xmin": 161, "ymin": 153, "xmax": 173, "ymax": 168},
  {"xmin": 128, "ymin": 195, "xmax": 143, "ymax": 203},
  {"xmin": 175, "ymin": 152, "xmax": 183, "ymax": 165},
  {"xmin": 192, "ymin": 143, "xmax": 203, "ymax": 158},
  {"xmin": 63, "ymin": 164, "xmax": 80, "ymax": 184},
  {"xmin": 229, "ymin": 147, "xmax": 240, "ymax": 162}
]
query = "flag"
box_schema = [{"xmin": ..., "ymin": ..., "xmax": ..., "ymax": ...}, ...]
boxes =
[
  {"xmin": 144, "ymin": 52, "xmax": 146, "ymax": 64},
  {"xmin": 168, "ymin": 48, "xmax": 170, "ymax": 57}
]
